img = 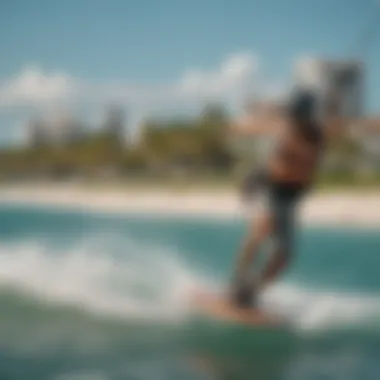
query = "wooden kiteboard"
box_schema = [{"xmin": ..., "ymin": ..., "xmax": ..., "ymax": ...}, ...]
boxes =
[{"xmin": 189, "ymin": 290, "xmax": 284, "ymax": 327}]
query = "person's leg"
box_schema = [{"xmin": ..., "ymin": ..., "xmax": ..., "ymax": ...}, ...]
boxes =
[
  {"xmin": 257, "ymin": 247, "xmax": 290, "ymax": 290},
  {"xmin": 229, "ymin": 191, "xmax": 274, "ymax": 307},
  {"xmin": 257, "ymin": 193, "xmax": 295, "ymax": 291},
  {"xmin": 240, "ymin": 168, "xmax": 268, "ymax": 203},
  {"xmin": 232, "ymin": 210, "xmax": 272, "ymax": 281}
]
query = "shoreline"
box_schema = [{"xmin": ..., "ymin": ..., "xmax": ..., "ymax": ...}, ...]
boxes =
[{"xmin": 0, "ymin": 184, "xmax": 379, "ymax": 227}]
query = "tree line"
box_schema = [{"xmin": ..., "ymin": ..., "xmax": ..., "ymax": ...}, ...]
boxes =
[
  {"xmin": 0, "ymin": 104, "xmax": 236, "ymax": 181},
  {"xmin": 0, "ymin": 103, "xmax": 376, "ymax": 186}
]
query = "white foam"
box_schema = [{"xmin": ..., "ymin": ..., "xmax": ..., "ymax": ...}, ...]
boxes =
[
  {"xmin": 262, "ymin": 282, "xmax": 380, "ymax": 331},
  {"xmin": 0, "ymin": 235, "xmax": 379, "ymax": 331},
  {"xmin": 0, "ymin": 235, "xmax": 215, "ymax": 322}
]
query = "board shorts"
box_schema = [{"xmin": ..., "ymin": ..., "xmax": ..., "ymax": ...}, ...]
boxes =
[
  {"xmin": 242, "ymin": 169, "xmax": 307, "ymax": 257},
  {"xmin": 266, "ymin": 181, "xmax": 306, "ymax": 257}
]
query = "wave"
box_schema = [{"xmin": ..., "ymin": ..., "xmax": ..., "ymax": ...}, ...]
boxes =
[
  {"xmin": 0, "ymin": 234, "xmax": 379, "ymax": 334},
  {"xmin": 262, "ymin": 283, "xmax": 380, "ymax": 331},
  {"xmin": 0, "ymin": 235, "xmax": 214, "ymax": 323}
]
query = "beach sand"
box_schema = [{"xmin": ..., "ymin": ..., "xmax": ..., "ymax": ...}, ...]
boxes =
[{"xmin": 0, "ymin": 184, "xmax": 379, "ymax": 227}]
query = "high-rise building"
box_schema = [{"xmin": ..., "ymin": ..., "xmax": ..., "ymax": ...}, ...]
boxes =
[
  {"xmin": 28, "ymin": 118, "xmax": 48, "ymax": 147},
  {"xmin": 27, "ymin": 110, "xmax": 84, "ymax": 147},
  {"xmin": 103, "ymin": 105, "xmax": 125, "ymax": 141},
  {"xmin": 294, "ymin": 57, "xmax": 364, "ymax": 119}
]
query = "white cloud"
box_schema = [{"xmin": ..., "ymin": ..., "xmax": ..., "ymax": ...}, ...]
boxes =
[
  {"xmin": 0, "ymin": 65, "xmax": 77, "ymax": 107},
  {"xmin": 294, "ymin": 56, "xmax": 324, "ymax": 90},
  {"xmin": 179, "ymin": 53, "xmax": 257, "ymax": 97},
  {"xmin": 0, "ymin": 53, "xmax": 258, "ymax": 111},
  {"xmin": 0, "ymin": 53, "xmax": 262, "ymax": 144}
]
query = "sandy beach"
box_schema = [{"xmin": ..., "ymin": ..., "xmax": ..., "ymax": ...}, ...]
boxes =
[{"xmin": 0, "ymin": 184, "xmax": 379, "ymax": 227}]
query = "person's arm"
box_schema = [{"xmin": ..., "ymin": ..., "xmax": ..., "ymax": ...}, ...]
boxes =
[
  {"xmin": 266, "ymin": 127, "xmax": 297, "ymax": 180},
  {"xmin": 268, "ymin": 155, "xmax": 287, "ymax": 178},
  {"xmin": 323, "ymin": 117, "xmax": 346, "ymax": 145},
  {"xmin": 240, "ymin": 168, "xmax": 268, "ymax": 202}
]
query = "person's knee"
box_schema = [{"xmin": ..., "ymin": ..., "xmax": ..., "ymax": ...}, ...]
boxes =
[
  {"xmin": 274, "ymin": 244, "xmax": 292, "ymax": 267},
  {"xmin": 253, "ymin": 211, "xmax": 273, "ymax": 242},
  {"xmin": 273, "ymin": 221, "xmax": 293, "ymax": 264}
]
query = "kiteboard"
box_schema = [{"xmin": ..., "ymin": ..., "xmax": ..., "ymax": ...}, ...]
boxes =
[{"xmin": 189, "ymin": 289, "xmax": 284, "ymax": 327}]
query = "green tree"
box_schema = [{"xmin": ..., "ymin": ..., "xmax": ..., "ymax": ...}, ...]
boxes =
[{"xmin": 198, "ymin": 103, "xmax": 229, "ymax": 130}]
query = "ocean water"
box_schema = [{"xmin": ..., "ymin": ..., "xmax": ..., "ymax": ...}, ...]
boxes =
[{"xmin": 0, "ymin": 202, "xmax": 380, "ymax": 380}]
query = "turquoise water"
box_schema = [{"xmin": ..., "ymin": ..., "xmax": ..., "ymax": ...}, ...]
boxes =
[{"xmin": 0, "ymin": 202, "xmax": 380, "ymax": 380}]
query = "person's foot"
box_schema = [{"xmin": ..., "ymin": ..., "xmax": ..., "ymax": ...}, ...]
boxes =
[{"xmin": 229, "ymin": 275, "xmax": 257, "ymax": 309}]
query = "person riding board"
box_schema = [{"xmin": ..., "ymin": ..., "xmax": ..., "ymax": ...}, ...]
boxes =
[{"xmin": 229, "ymin": 89, "xmax": 341, "ymax": 308}]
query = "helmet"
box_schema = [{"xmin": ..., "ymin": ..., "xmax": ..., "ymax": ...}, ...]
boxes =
[{"xmin": 288, "ymin": 89, "xmax": 318, "ymax": 123}]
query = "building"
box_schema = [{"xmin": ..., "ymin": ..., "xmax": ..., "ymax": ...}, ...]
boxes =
[
  {"xmin": 350, "ymin": 117, "xmax": 380, "ymax": 172},
  {"xmin": 28, "ymin": 118, "xmax": 48, "ymax": 147},
  {"xmin": 294, "ymin": 57, "xmax": 364, "ymax": 120},
  {"xmin": 27, "ymin": 110, "xmax": 84, "ymax": 148},
  {"xmin": 102, "ymin": 105, "xmax": 126, "ymax": 145},
  {"xmin": 319, "ymin": 116, "xmax": 380, "ymax": 178}
]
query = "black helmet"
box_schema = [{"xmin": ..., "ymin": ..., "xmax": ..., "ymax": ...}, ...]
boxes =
[
  {"xmin": 288, "ymin": 89, "xmax": 318, "ymax": 123},
  {"xmin": 288, "ymin": 89, "xmax": 324, "ymax": 146}
]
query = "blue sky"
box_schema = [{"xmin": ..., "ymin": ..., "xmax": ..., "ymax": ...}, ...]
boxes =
[{"xmin": 0, "ymin": 0, "xmax": 379, "ymax": 145}]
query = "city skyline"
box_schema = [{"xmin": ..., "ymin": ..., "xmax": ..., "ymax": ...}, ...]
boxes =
[{"xmin": 0, "ymin": 0, "xmax": 379, "ymax": 146}]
